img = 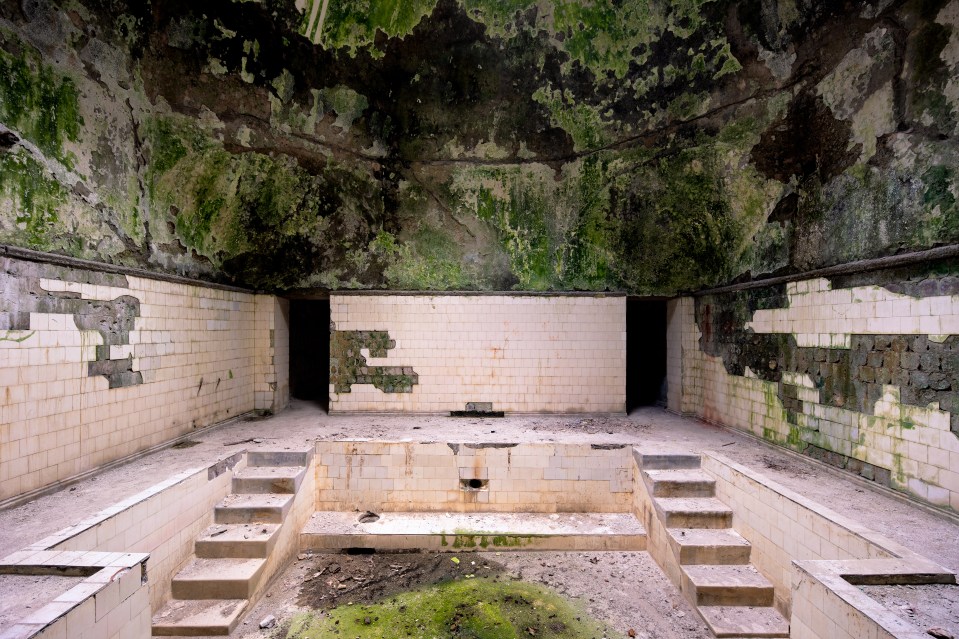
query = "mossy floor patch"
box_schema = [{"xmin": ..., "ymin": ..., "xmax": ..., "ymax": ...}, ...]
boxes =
[{"xmin": 286, "ymin": 576, "xmax": 614, "ymax": 639}]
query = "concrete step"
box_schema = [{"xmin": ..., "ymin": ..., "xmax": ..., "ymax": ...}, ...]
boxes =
[
  {"xmin": 232, "ymin": 466, "xmax": 306, "ymax": 494},
  {"xmin": 171, "ymin": 558, "xmax": 266, "ymax": 600},
  {"xmin": 681, "ymin": 564, "xmax": 774, "ymax": 607},
  {"xmin": 645, "ymin": 469, "xmax": 716, "ymax": 498},
  {"xmin": 636, "ymin": 452, "xmax": 701, "ymax": 470},
  {"xmin": 195, "ymin": 523, "xmax": 281, "ymax": 559},
  {"xmin": 656, "ymin": 498, "xmax": 733, "ymax": 529},
  {"xmin": 247, "ymin": 450, "xmax": 311, "ymax": 468},
  {"xmin": 152, "ymin": 599, "xmax": 248, "ymax": 636},
  {"xmin": 214, "ymin": 493, "xmax": 293, "ymax": 524},
  {"xmin": 698, "ymin": 606, "xmax": 790, "ymax": 638},
  {"xmin": 667, "ymin": 528, "xmax": 752, "ymax": 565},
  {"xmin": 300, "ymin": 511, "xmax": 647, "ymax": 552}
]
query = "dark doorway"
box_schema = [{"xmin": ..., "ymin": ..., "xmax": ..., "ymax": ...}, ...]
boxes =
[
  {"xmin": 626, "ymin": 299, "xmax": 667, "ymax": 411},
  {"xmin": 289, "ymin": 298, "xmax": 330, "ymax": 410}
]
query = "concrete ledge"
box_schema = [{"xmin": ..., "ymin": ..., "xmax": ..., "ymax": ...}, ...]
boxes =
[
  {"xmin": 0, "ymin": 413, "xmax": 254, "ymax": 513},
  {"xmin": 299, "ymin": 511, "xmax": 646, "ymax": 552},
  {"xmin": 19, "ymin": 451, "xmax": 245, "ymax": 554},
  {"xmin": 0, "ymin": 551, "xmax": 148, "ymax": 639},
  {"xmin": 0, "ymin": 452, "xmax": 250, "ymax": 638},
  {"xmin": 792, "ymin": 560, "xmax": 954, "ymax": 639},
  {"xmin": 702, "ymin": 451, "xmax": 937, "ymax": 563},
  {"xmin": 700, "ymin": 452, "xmax": 957, "ymax": 639}
]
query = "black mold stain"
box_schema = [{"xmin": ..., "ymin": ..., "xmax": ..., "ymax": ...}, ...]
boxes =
[{"xmin": 751, "ymin": 92, "xmax": 860, "ymax": 185}]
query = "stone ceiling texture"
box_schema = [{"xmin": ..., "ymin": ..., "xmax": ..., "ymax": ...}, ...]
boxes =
[{"xmin": 0, "ymin": 0, "xmax": 957, "ymax": 293}]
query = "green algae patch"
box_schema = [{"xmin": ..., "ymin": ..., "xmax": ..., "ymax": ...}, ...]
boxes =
[
  {"xmin": 460, "ymin": 0, "xmax": 536, "ymax": 39},
  {"xmin": 447, "ymin": 531, "xmax": 537, "ymax": 549},
  {"xmin": 532, "ymin": 86, "xmax": 611, "ymax": 152},
  {"xmin": 0, "ymin": 151, "xmax": 67, "ymax": 249},
  {"xmin": 920, "ymin": 164, "xmax": 959, "ymax": 241},
  {"xmin": 464, "ymin": 0, "xmax": 734, "ymax": 88},
  {"xmin": 373, "ymin": 226, "xmax": 476, "ymax": 291},
  {"xmin": 286, "ymin": 577, "xmax": 613, "ymax": 639},
  {"xmin": 0, "ymin": 33, "xmax": 82, "ymax": 165},
  {"xmin": 320, "ymin": 85, "xmax": 369, "ymax": 132},
  {"xmin": 309, "ymin": 0, "xmax": 438, "ymax": 55},
  {"xmin": 144, "ymin": 113, "xmax": 392, "ymax": 289},
  {"xmin": 550, "ymin": 0, "xmax": 693, "ymax": 79}
]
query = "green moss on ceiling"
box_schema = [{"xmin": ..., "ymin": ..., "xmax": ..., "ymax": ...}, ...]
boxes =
[
  {"xmin": 0, "ymin": 0, "xmax": 955, "ymax": 294},
  {"xmin": 920, "ymin": 164, "xmax": 959, "ymax": 240},
  {"xmin": 304, "ymin": 0, "xmax": 438, "ymax": 54},
  {"xmin": 447, "ymin": 158, "xmax": 617, "ymax": 291},
  {"xmin": 611, "ymin": 148, "xmax": 742, "ymax": 293},
  {"xmin": 464, "ymin": 0, "xmax": 730, "ymax": 81},
  {"xmin": 0, "ymin": 30, "xmax": 81, "ymax": 166},
  {"xmin": 144, "ymin": 111, "xmax": 402, "ymax": 289},
  {"xmin": 532, "ymin": 86, "xmax": 612, "ymax": 152},
  {"xmin": 0, "ymin": 150, "xmax": 67, "ymax": 250}
]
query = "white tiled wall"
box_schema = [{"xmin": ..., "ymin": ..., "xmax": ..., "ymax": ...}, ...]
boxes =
[
  {"xmin": 329, "ymin": 294, "xmax": 626, "ymax": 413},
  {"xmin": 682, "ymin": 331, "xmax": 959, "ymax": 510},
  {"xmin": 675, "ymin": 276, "xmax": 959, "ymax": 511},
  {"xmin": 747, "ymin": 278, "xmax": 959, "ymax": 346},
  {"xmin": 666, "ymin": 298, "xmax": 692, "ymax": 414},
  {"xmin": 2, "ymin": 555, "xmax": 151, "ymax": 639},
  {"xmin": 33, "ymin": 452, "xmax": 245, "ymax": 611},
  {"xmin": 315, "ymin": 441, "xmax": 634, "ymax": 513},
  {"xmin": 0, "ymin": 257, "xmax": 290, "ymax": 502},
  {"xmin": 0, "ymin": 445, "xmax": 313, "ymax": 639},
  {"xmin": 254, "ymin": 295, "xmax": 289, "ymax": 413}
]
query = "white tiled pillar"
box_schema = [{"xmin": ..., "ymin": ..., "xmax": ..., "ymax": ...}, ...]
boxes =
[{"xmin": 254, "ymin": 295, "xmax": 289, "ymax": 413}]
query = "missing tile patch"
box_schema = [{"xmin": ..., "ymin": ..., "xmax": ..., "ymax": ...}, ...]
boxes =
[{"xmin": 329, "ymin": 323, "xmax": 418, "ymax": 394}]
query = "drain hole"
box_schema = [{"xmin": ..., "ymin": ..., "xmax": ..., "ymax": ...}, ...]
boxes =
[
  {"xmin": 345, "ymin": 547, "xmax": 376, "ymax": 555},
  {"xmin": 461, "ymin": 478, "xmax": 488, "ymax": 491},
  {"xmin": 358, "ymin": 511, "xmax": 380, "ymax": 523}
]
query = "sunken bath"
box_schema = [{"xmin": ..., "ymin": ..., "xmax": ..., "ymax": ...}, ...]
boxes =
[
  {"xmin": 301, "ymin": 442, "xmax": 646, "ymax": 553},
  {"xmin": 2, "ymin": 435, "xmax": 954, "ymax": 639}
]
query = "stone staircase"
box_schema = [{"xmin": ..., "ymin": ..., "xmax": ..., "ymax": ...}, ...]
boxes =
[
  {"xmin": 639, "ymin": 453, "xmax": 789, "ymax": 638},
  {"xmin": 152, "ymin": 451, "xmax": 310, "ymax": 636}
]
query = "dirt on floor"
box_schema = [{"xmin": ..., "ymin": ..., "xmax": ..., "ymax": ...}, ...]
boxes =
[
  {"xmin": 2, "ymin": 403, "xmax": 957, "ymax": 575},
  {"xmin": 295, "ymin": 551, "xmax": 506, "ymax": 610},
  {"xmin": 2, "ymin": 403, "xmax": 959, "ymax": 637},
  {"xmin": 0, "ymin": 574, "xmax": 84, "ymax": 631},
  {"xmin": 860, "ymin": 584, "xmax": 959, "ymax": 639},
  {"xmin": 238, "ymin": 550, "xmax": 709, "ymax": 639}
]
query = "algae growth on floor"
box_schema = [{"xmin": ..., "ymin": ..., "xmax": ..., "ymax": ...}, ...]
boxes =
[{"xmin": 287, "ymin": 576, "xmax": 614, "ymax": 639}]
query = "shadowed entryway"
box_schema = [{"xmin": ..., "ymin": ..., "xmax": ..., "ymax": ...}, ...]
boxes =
[
  {"xmin": 289, "ymin": 298, "xmax": 330, "ymax": 411},
  {"xmin": 627, "ymin": 299, "xmax": 667, "ymax": 412}
]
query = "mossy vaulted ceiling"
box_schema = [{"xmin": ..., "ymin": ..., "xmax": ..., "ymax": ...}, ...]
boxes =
[{"xmin": 0, "ymin": 0, "xmax": 956, "ymax": 293}]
